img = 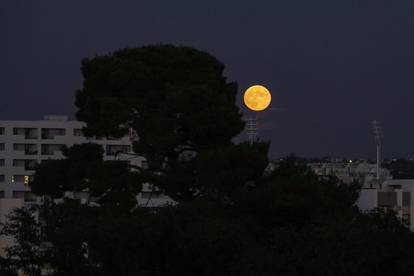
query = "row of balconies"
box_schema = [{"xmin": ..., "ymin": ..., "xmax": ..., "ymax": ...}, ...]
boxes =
[
  {"xmin": 0, "ymin": 143, "xmax": 131, "ymax": 158},
  {"xmin": 8, "ymin": 127, "xmax": 68, "ymax": 140},
  {"xmin": 0, "ymin": 174, "xmax": 33, "ymax": 182},
  {"xmin": 9, "ymin": 143, "xmax": 65, "ymax": 155},
  {"xmin": 0, "ymin": 127, "xmax": 131, "ymax": 140}
]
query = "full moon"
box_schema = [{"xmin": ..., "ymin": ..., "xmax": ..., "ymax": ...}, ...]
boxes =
[{"xmin": 243, "ymin": 85, "xmax": 271, "ymax": 111}]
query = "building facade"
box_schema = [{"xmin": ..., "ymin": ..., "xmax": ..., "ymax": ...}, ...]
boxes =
[
  {"xmin": 357, "ymin": 179, "xmax": 414, "ymax": 231},
  {"xmin": 0, "ymin": 115, "xmax": 134, "ymax": 200},
  {"xmin": 309, "ymin": 161, "xmax": 392, "ymax": 188},
  {"xmin": 0, "ymin": 116, "xmax": 175, "ymax": 255}
]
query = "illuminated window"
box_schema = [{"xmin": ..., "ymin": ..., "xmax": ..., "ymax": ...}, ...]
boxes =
[
  {"xmin": 24, "ymin": 175, "xmax": 30, "ymax": 185},
  {"xmin": 12, "ymin": 175, "xmax": 33, "ymax": 183}
]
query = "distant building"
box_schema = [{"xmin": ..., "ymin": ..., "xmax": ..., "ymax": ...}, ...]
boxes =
[{"xmin": 308, "ymin": 161, "xmax": 392, "ymax": 188}]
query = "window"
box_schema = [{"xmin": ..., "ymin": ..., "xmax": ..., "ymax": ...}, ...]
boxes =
[
  {"xmin": 0, "ymin": 127, "xmax": 4, "ymax": 135},
  {"xmin": 141, "ymin": 160, "xmax": 148, "ymax": 169},
  {"xmin": 41, "ymin": 128, "xmax": 66, "ymax": 139},
  {"xmin": 106, "ymin": 145, "xmax": 131, "ymax": 156},
  {"xmin": 0, "ymin": 191, "xmax": 4, "ymax": 198},
  {"xmin": 73, "ymin": 128, "xmax": 83, "ymax": 136},
  {"xmin": 0, "ymin": 143, "xmax": 4, "ymax": 151},
  {"xmin": 24, "ymin": 192, "xmax": 36, "ymax": 202},
  {"xmin": 0, "ymin": 159, "xmax": 4, "ymax": 167},
  {"xmin": 12, "ymin": 175, "xmax": 33, "ymax": 184},
  {"xmin": 13, "ymin": 191, "xmax": 36, "ymax": 202},
  {"xmin": 13, "ymin": 128, "xmax": 37, "ymax": 139},
  {"xmin": 13, "ymin": 144, "xmax": 37, "ymax": 155},
  {"xmin": 12, "ymin": 159, "xmax": 36, "ymax": 170},
  {"xmin": 41, "ymin": 144, "xmax": 64, "ymax": 155},
  {"xmin": 0, "ymin": 175, "xmax": 4, "ymax": 182},
  {"xmin": 12, "ymin": 159, "xmax": 24, "ymax": 167},
  {"xmin": 12, "ymin": 191, "xmax": 24, "ymax": 198}
]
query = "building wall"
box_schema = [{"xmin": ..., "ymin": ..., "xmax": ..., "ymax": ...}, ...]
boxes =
[
  {"xmin": 0, "ymin": 116, "xmax": 176, "ymax": 257},
  {"xmin": 0, "ymin": 116, "xmax": 134, "ymax": 199},
  {"xmin": 309, "ymin": 161, "xmax": 391, "ymax": 188},
  {"xmin": 357, "ymin": 180, "xmax": 414, "ymax": 230},
  {"xmin": 357, "ymin": 189, "xmax": 378, "ymax": 211}
]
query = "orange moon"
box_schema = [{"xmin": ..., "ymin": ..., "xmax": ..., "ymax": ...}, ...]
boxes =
[{"xmin": 243, "ymin": 85, "xmax": 271, "ymax": 111}]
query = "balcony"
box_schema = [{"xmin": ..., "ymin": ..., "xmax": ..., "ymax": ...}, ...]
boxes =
[
  {"xmin": 13, "ymin": 159, "xmax": 37, "ymax": 171},
  {"xmin": 41, "ymin": 144, "xmax": 64, "ymax": 155},
  {"xmin": 13, "ymin": 144, "xmax": 38, "ymax": 155},
  {"xmin": 12, "ymin": 191, "xmax": 37, "ymax": 202},
  {"xmin": 106, "ymin": 144, "xmax": 131, "ymax": 156},
  {"xmin": 41, "ymin": 128, "xmax": 66, "ymax": 140},
  {"xmin": 13, "ymin": 128, "xmax": 38, "ymax": 139}
]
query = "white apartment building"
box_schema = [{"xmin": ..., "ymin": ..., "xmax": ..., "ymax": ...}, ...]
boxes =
[
  {"xmin": 0, "ymin": 115, "xmax": 134, "ymax": 200},
  {"xmin": 0, "ymin": 115, "xmax": 174, "ymax": 255},
  {"xmin": 357, "ymin": 179, "xmax": 414, "ymax": 231}
]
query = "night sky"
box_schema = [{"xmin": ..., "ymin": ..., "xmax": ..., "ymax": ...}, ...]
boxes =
[{"xmin": 2, "ymin": 0, "xmax": 414, "ymax": 158}]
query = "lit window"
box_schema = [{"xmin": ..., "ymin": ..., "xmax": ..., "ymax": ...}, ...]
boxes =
[
  {"xmin": 24, "ymin": 175, "xmax": 30, "ymax": 185},
  {"xmin": 12, "ymin": 175, "xmax": 33, "ymax": 183}
]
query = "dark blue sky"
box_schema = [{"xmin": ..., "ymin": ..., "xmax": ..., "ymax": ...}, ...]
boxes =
[{"xmin": 2, "ymin": 0, "xmax": 414, "ymax": 158}]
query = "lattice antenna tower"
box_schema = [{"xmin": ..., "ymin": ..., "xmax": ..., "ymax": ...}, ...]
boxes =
[
  {"xmin": 246, "ymin": 117, "xmax": 258, "ymax": 144},
  {"xmin": 372, "ymin": 120, "xmax": 383, "ymax": 187}
]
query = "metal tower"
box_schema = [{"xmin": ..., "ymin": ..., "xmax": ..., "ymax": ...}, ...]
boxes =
[
  {"xmin": 372, "ymin": 120, "xmax": 383, "ymax": 188},
  {"xmin": 246, "ymin": 117, "xmax": 258, "ymax": 144}
]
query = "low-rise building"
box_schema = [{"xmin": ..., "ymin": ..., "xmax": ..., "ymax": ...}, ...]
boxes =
[
  {"xmin": 358, "ymin": 179, "xmax": 414, "ymax": 230},
  {"xmin": 309, "ymin": 161, "xmax": 392, "ymax": 188}
]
